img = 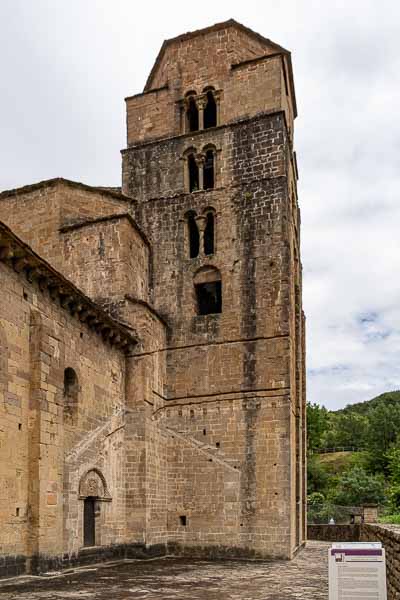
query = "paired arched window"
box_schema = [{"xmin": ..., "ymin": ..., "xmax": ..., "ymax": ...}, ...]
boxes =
[
  {"xmin": 194, "ymin": 266, "xmax": 222, "ymax": 315},
  {"xmin": 184, "ymin": 145, "xmax": 216, "ymax": 193},
  {"xmin": 64, "ymin": 367, "xmax": 79, "ymax": 424},
  {"xmin": 186, "ymin": 209, "xmax": 215, "ymax": 259},
  {"xmin": 183, "ymin": 88, "xmax": 219, "ymax": 133}
]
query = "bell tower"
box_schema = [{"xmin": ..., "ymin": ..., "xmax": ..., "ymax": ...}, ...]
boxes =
[{"xmin": 122, "ymin": 19, "xmax": 306, "ymax": 559}]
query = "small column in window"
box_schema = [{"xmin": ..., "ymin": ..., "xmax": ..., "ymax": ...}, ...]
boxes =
[
  {"xmin": 197, "ymin": 96, "xmax": 207, "ymax": 130},
  {"xmin": 195, "ymin": 154, "xmax": 205, "ymax": 191},
  {"xmin": 188, "ymin": 153, "xmax": 199, "ymax": 192}
]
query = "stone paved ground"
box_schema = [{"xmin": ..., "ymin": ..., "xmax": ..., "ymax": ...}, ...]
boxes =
[{"xmin": 0, "ymin": 542, "xmax": 329, "ymax": 599}]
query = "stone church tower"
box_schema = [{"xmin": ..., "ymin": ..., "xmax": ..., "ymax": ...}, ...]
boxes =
[
  {"xmin": 0, "ymin": 20, "xmax": 305, "ymax": 576},
  {"xmin": 122, "ymin": 19, "xmax": 306, "ymax": 558}
]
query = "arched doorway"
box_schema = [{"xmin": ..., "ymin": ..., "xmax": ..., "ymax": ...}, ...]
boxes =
[{"xmin": 79, "ymin": 469, "xmax": 111, "ymax": 548}]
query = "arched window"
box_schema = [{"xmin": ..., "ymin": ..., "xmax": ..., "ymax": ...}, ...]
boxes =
[
  {"xmin": 186, "ymin": 95, "xmax": 199, "ymax": 132},
  {"xmin": 203, "ymin": 211, "xmax": 215, "ymax": 256},
  {"xmin": 203, "ymin": 149, "xmax": 215, "ymax": 190},
  {"xmin": 187, "ymin": 211, "xmax": 200, "ymax": 258},
  {"xmin": 204, "ymin": 90, "xmax": 217, "ymax": 129},
  {"xmin": 194, "ymin": 266, "xmax": 222, "ymax": 315},
  {"xmin": 187, "ymin": 153, "xmax": 199, "ymax": 192},
  {"xmin": 64, "ymin": 367, "xmax": 78, "ymax": 424}
]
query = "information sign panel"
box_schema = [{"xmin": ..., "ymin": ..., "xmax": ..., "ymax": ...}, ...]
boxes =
[{"xmin": 329, "ymin": 542, "xmax": 387, "ymax": 600}]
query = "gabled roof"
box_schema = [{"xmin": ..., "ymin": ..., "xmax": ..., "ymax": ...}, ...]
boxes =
[
  {"xmin": 59, "ymin": 212, "xmax": 150, "ymax": 248},
  {"xmin": 144, "ymin": 19, "xmax": 297, "ymax": 117},
  {"xmin": 0, "ymin": 219, "xmax": 137, "ymax": 352},
  {"xmin": 0, "ymin": 177, "xmax": 133, "ymax": 204}
]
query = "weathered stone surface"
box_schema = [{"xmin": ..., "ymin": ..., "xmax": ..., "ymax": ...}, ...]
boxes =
[
  {"xmin": 0, "ymin": 18, "xmax": 305, "ymax": 573},
  {"xmin": 361, "ymin": 524, "xmax": 400, "ymax": 600},
  {"xmin": 0, "ymin": 542, "xmax": 329, "ymax": 599}
]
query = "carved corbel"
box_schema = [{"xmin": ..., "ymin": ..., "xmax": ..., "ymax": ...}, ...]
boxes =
[
  {"xmin": 12, "ymin": 256, "xmax": 28, "ymax": 273},
  {"xmin": 0, "ymin": 245, "xmax": 14, "ymax": 261}
]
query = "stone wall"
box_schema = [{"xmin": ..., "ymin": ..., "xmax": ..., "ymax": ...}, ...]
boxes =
[
  {"xmin": 0, "ymin": 19, "xmax": 305, "ymax": 568},
  {"xmin": 126, "ymin": 20, "xmax": 295, "ymax": 145},
  {"xmin": 0, "ymin": 179, "xmax": 133, "ymax": 280},
  {"xmin": 123, "ymin": 112, "xmax": 287, "ymax": 202},
  {"xmin": 361, "ymin": 524, "xmax": 400, "ymax": 600},
  {"xmin": 60, "ymin": 215, "xmax": 150, "ymax": 305},
  {"xmin": 123, "ymin": 103, "xmax": 305, "ymax": 558},
  {"xmin": 307, "ymin": 524, "xmax": 361, "ymax": 543},
  {"xmin": 0, "ymin": 234, "xmax": 131, "ymax": 575},
  {"xmin": 308, "ymin": 523, "xmax": 400, "ymax": 600}
]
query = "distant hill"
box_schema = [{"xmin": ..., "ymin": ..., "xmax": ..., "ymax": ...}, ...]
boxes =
[
  {"xmin": 334, "ymin": 390, "xmax": 400, "ymax": 416},
  {"xmin": 308, "ymin": 390, "xmax": 400, "ymax": 460}
]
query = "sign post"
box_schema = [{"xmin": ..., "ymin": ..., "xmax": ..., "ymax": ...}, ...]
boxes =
[{"xmin": 329, "ymin": 542, "xmax": 387, "ymax": 599}]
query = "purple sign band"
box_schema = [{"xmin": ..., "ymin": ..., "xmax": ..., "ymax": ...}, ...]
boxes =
[{"xmin": 331, "ymin": 549, "xmax": 382, "ymax": 556}]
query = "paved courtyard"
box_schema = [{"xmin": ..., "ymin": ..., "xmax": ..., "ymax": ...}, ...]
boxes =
[{"xmin": 0, "ymin": 542, "xmax": 329, "ymax": 600}]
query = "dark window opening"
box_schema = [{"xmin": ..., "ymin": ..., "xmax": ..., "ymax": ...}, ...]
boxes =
[
  {"xmin": 203, "ymin": 150, "xmax": 214, "ymax": 190},
  {"xmin": 188, "ymin": 154, "xmax": 199, "ymax": 193},
  {"xmin": 84, "ymin": 497, "xmax": 96, "ymax": 547},
  {"xmin": 179, "ymin": 515, "xmax": 187, "ymax": 526},
  {"xmin": 216, "ymin": 442, "xmax": 220, "ymax": 448},
  {"xmin": 64, "ymin": 367, "xmax": 78, "ymax": 424},
  {"xmin": 187, "ymin": 213, "xmax": 200, "ymax": 258},
  {"xmin": 203, "ymin": 212, "xmax": 214, "ymax": 255},
  {"xmin": 16, "ymin": 508, "xmax": 20, "ymax": 517},
  {"xmin": 204, "ymin": 91, "xmax": 217, "ymax": 129},
  {"xmin": 195, "ymin": 281, "xmax": 222, "ymax": 315},
  {"xmin": 23, "ymin": 291, "xmax": 28, "ymax": 301},
  {"xmin": 203, "ymin": 428, "xmax": 207, "ymax": 435},
  {"xmin": 186, "ymin": 97, "xmax": 199, "ymax": 132},
  {"xmin": 18, "ymin": 423, "xmax": 22, "ymax": 431}
]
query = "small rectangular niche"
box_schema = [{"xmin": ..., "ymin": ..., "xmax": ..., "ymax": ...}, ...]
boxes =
[
  {"xmin": 16, "ymin": 507, "xmax": 20, "ymax": 517},
  {"xmin": 18, "ymin": 423, "xmax": 22, "ymax": 431},
  {"xmin": 179, "ymin": 515, "xmax": 187, "ymax": 527}
]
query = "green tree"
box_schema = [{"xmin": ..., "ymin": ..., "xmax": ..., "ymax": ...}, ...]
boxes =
[
  {"xmin": 307, "ymin": 402, "xmax": 329, "ymax": 452},
  {"xmin": 332, "ymin": 412, "xmax": 368, "ymax": 448},
  {"xmin": 307, "ymin": 455, "xmax": 331, "ymax": 495},
  {"xmin": 386, "ymin": 445, "xmax": 400, "ymax": 509},
  {"xmin": 332, "ymin": 466, "xmax": 385, "ymax": 506},
  {"xmin": 366, "ymin": 403, "xmax": 400, "ymax": 471}
]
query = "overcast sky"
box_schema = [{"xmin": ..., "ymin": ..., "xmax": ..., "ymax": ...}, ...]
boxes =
[{"xmin": 1, "ymin": 0, "xmax": 399, "ymax": 410}]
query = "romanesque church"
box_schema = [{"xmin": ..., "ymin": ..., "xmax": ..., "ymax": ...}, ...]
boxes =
[{"xmin": 0, "ymin": 19, "xmax": 305, "ymax": 577}]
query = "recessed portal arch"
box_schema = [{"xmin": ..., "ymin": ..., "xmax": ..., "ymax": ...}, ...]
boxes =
[{"xmin": 79, "ymin": 468, "xmax": 111, "ymax": 547}]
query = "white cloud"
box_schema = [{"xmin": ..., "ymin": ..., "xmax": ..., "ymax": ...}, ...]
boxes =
[{"xmin": 0, "ymin": 0, "xmax": 399, "ymax": 409}]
